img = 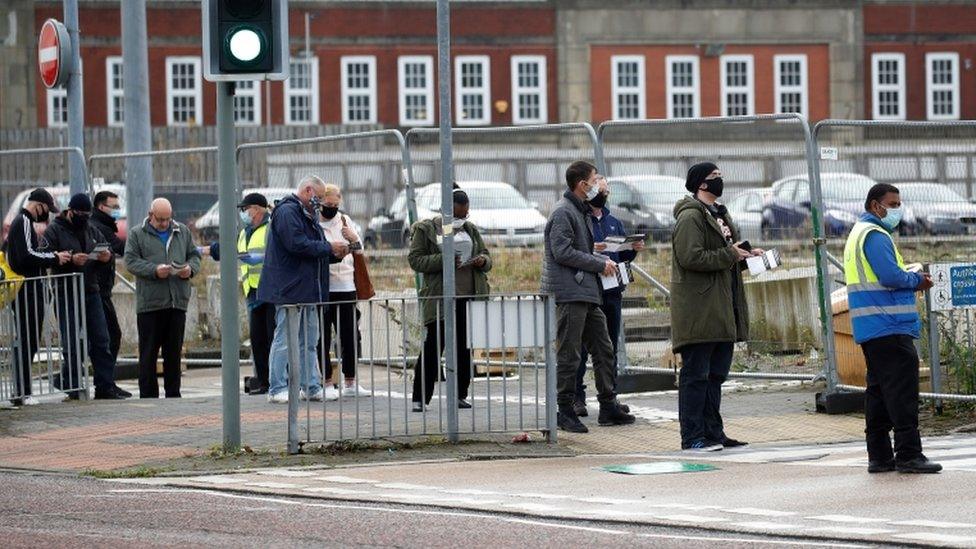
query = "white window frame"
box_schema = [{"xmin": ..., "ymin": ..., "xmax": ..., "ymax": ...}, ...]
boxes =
[
  {"xmin": 284, "ymin": 56, "xmax": 320, "ymax": 126},
  {"xmin": 46, "ymin": 87, "xmax": 68, "ymax": 128},
  {"xmin": 871, "ymin": 53, "xmax": 906, "ymax": 120},
  {"xmin": 926, "ymin": 52, "xmax": 960, "ymax": 121},
  {"xmin": 773, "ymin": 54, "xmax": 808, "ymax": 116},
  {"xmin": 233, "ymin": 79, "xmax": 262, "ymax": 126},
  {"xmin": 610, "ymin": 55, "xmax": 646, "ymax": 120},
  {"xmin": 398, "ymin": 55, "xmax": 434, "ymax": 126},
  {"xmin": 720, "ymin": 54, "xmax": 755, "ymax": 117},
  {"xmin": 105, "ymin": 56, "xmax": 124, "ymax": 127},
  {"xmin": 454, "ymin": 55, "xmax": 491, "ymax": 126},
  {"xmin": 165, "ymin": 56, "xmax": 203, "ymax": 127},
  {"xmin": 510, "ymin": 55, "xmax": 547, "ymax": 125},
  {"xmin": 341, "ymin": 55, "xmax": 377, "ymax": 125},
  {"xmin": 665, "ymin": 55, "xmax": 700, "ymax": 119}
]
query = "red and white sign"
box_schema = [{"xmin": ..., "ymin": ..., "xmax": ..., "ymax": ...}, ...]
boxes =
[{"xmin": 38, "ymin": 19, "xmax": 71, "ymax": 89}]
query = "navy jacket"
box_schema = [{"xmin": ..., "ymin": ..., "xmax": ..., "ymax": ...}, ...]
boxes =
[
  {"xmin": 589, "ymin": 206, "xmax": 637, "ymax": 296},
  {"xmin": 257, "ymin": 194, "xmax": 337, "ymax": 305}
]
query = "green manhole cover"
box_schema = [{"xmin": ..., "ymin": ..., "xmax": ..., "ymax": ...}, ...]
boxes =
[{"xmin": 600, "ymin": 462, "xmax": 718, "ymax": 475}]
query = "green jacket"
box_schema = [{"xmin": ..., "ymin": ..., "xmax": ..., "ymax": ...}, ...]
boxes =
[
  {"xmin": 408, "ymin": 218, "xmax": 492, "ymax": 325},
  {"xmin": 669, "ymin": 197, "xmax": 749, "ymax": 352},
  {"xmin": 123, "ymin": 218, "xmax": 202, "ymax": 314}
]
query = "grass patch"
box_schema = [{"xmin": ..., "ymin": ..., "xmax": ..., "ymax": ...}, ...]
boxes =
[{"xmin": 81, "ymin": 465, "xmax": 170, "ymax": 479}]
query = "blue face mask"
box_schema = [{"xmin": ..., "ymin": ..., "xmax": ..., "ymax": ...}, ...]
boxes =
[
  {"xmin": 880, "ymin": 205, "xmax": 903, "ymax": 231},
  {"xmin": 109, "ymin": 209, "xmax": 122, "ymax": 221},
  {"xmin": 239, "ymin": 210, "xmax": 251, "ymax": 225}
]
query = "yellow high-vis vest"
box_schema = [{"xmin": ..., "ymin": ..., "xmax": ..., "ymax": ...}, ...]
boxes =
[{"xmin": 238, "ymin": 223, "xmax": 268, "ymax": 295}]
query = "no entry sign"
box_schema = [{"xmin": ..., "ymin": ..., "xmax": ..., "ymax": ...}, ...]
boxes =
[{"xmin": 38, "ymin": 18, "xmax": 72, "ymax": 89}]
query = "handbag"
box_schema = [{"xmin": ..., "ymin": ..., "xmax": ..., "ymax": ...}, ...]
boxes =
[
  {"xmin": 0, "ymin": 250, "xmax": 25, "ymax": 306},
  {"xmin": 342, "ymin": 216, "xmax": 375, "ymax": 300}
]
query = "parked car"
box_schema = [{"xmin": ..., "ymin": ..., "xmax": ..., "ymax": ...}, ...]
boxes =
[
  {"xmin": 763, "ymin": 173, "xmax": 919, "ymax": 237},
  {"xmin": 370, "ymin": 181, "xmax": 547, "ymax": 248},
  {"xmin": 606, "ymin": 175, "xmax": 687, "ymax": 241},
  {"xmin": 725, "ymin": 187, "xmax": 773, "ymax": 243},
  {"xmin": 897, "ymin": 182, "xmax": 976, "ymax": 235},
  {"xmin": 2, "ymin": 183, "xmax": 128, "ymax": 243}
]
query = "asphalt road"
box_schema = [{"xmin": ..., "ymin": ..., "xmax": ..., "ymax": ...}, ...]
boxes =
[{"xmin": 0, "ymin": 472, "xmax": 870, "ymax": 548}]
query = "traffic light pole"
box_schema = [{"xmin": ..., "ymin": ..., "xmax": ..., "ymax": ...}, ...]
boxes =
[{"xmin": 217, "ymin": 81, "xmax": 242, "ymax": 452}]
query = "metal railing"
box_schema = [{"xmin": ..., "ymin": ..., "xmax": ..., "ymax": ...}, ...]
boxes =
[
  {"xmin": 284, "ymin": 293, "xmax": 557, "ymax": 453},
  {"xmin": 0, "ymin": 273, "xmax": 88, "ymax": 402}
]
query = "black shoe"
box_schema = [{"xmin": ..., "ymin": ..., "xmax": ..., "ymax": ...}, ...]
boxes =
[
  {"xmin": 94, "ymin": 389, "xmax": 126, "ymax": 400},
  {"xmin": 250, "ymin": 386, "xmax": 269, "ymax": 395},
  {"xmin": 112, "ymin": 385, "xmax": 132, "ymax": 398},
  {"xmin": 721, "ymin": 437, "xmax": 748, "ymax": 448},
  {"xmin": 598, "ymin": 402, "xmax": 636, "ymax": 426},
  {"xmin": 897, "ymin": 456, "xmax": 942, "ymax": 474},
  {"xmin": 867, "ymin": 459, "xmax": 896, "ymax": 473},
  {"xmin": 615, "ymin": 400, "xmax": 630, "ymax": 414},
  {"xmin": 572, "ymin": 400, "xmax": 588, "ymax": 417},
  {"xmin": 458, "ymin": 399, "xmax": 472, "ymax": 409},
  {"xmin": 412, "ymin": 402, "xmax": 425, "ymax": 413},
  {"xmin": 557, "ymin": 405, "xmax": 588, "ymax": 433}
]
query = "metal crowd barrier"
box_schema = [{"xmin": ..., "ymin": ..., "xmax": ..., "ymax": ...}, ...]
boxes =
[
  {"xmin": 284, "ymin": 293, "xmax": 557, "ymax": 453},
  {"xmin": 0, "ymin": 273, "xmax": 88, "ymax": 402}
]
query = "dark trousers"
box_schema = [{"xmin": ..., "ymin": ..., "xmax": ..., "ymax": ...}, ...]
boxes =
[
  {"xmin": 678, "ymin": 342, "xmax": 733, "ymax": 446},
  {"xmin": 576, "ymin": 292, "xmax": 622, "ymax": 401},
  {"xmin": 248, "ymin": 300, "xmax": 275, "ymax": 390},
  {"xmin": 556, "ymin": 302, "xmax": 617, "ymax": 407},
  {"xmin": 861, "ymin": 334, "xmax": 923, "ymax": 463},
  {"xmin": 101, "ymin": 294, "xmax": 122, "ymax": 362},
  {"xmin": 56, "ymin": 285, "xmax": 116, "ymax": 393},
  {"xmin": 11, "ymin": 279, "xmax": 46, "ymax": 398},
  {"xmin": 322, "ymin": 291, "xmax": 361, "ymax": 381},
  {"xmin": 412, "ymin": 299, "xmax": 472, "ymax": 405},
  {"xmin": 137, "ymin": 308, "xmax": 186, "ymax": 398}
]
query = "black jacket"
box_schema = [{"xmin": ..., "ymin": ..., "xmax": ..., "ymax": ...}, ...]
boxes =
[
  {"xmin": 89, "ymin": 209, "xmax": 125, "ymax": 297},
  {"xmin": 42, "ymin": 215, "xmax": 109, "ymax": 295},
  {"xmin": 3, "ymin": 209, "xmax": 59, "ymax": 278}
]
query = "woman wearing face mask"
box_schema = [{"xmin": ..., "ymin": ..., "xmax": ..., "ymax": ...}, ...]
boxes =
[
  {"xmin": 318, "ymin": 183, "xmax": 370, "ymax": 400},
  {"xmin": 670, "ymin": 162, "xmax": 760, "ymax": 452},
  {"xmin": 408, "ymin": 185, "xmax": 492, "ymax": 411}
]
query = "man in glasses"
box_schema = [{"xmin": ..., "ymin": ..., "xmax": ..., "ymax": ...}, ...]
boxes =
[
  {"xmin": 90, "ymin": 190, "xmax": 128, "ymax": 388},
  {"xmin": 43, "ymin": 193, "xmax": 124, "ymax": 400}
]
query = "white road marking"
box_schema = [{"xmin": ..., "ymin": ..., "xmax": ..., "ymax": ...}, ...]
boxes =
[
  {"xmin": 655, "ymin": 514, "xmax": 728, "ymax": 523},
  {"xmin": 187, "ymin": 476, "xmax": 247, "ymax": 485},
  {"xmin": 890, "ymin": 519, "xmax": 976, "ymax": 529},
  {"xmin": 808, "ymin": 515, "xmax": 890, "ymax": 524},
  {"xmin": 732, "ymin": 521, "xmax": 803, "ymax": 531},
  {"xmin": 894, "ymin": 532, "xmax": 976, "ymax": 544},
  {"xmin": 723, "ymin": 507, "xmax": 797, "ymax": 518},
  {"xmin": 301, "ymin": 486, "xmax": 366, "ymax": 495}
]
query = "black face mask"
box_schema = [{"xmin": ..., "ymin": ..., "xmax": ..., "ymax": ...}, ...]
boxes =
[
  {"xmin": 702, "ymin": 177, "xmax": 724, "ymax": 197},
  {"xmin": 36, "ymin": 207, "xmax": 50, "ymax": 223},
  {"xmin": 589, "ymin": 192, "xmax": 608, "ymax": 209},
  {"xmin": 71, "ymin": 213, "xmax": 90, "ymax": 231},
  {"xmin": 321, "ymin": 206, "xmax": 339, "ymax": 220}
]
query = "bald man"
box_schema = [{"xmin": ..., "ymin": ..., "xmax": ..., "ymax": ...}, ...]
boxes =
[{"xmin": 124, "ymin": 197, "xmax": 202, "ymax": 398}]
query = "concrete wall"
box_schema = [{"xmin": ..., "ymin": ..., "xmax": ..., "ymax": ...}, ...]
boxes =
[{"xmin": 0, "ymin": 0, "xmax": 36, "ymax": 129}]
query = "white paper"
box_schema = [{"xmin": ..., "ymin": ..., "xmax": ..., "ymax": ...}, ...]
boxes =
[
  {"xmin": 746, "ymin": 249, "xmax": 782, "ymax": 276},
  {"xmin": 602, "ymin": 241, "xmax": 633, "ymax": 253},
  {"xmin": 601, "ymin": 272, "xmax": 620, "ymax": 290}
]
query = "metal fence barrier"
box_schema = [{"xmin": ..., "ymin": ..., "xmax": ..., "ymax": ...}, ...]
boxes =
[
  {"xmin": 284, "ymin": 293, "xmax": 557, "ymax": 453},
  {"xmin": 814, "ymin": 120, "xmax": 976, "ymax": 404},
  {"xmin": 0, "ymin": 273, "xmax": 88, "ymax": 402}
]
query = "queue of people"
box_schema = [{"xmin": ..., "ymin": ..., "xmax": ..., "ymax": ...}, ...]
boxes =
[{"xmin": 1, "ymin": 166, "xmax": 944, "ymax": 473}]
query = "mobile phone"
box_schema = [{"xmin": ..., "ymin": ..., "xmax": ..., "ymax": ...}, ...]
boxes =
[{"xmin": 738, "ymin": 240, "xmax": 752, "ymax": 251}]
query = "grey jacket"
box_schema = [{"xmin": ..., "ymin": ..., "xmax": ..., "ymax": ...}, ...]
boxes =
[{"xmin": 541, "ymin": 191, "xmax": 607, "ymax": 305}]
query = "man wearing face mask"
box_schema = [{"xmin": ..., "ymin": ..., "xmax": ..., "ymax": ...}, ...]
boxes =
[
  {"xmin": 260, "ymin": 176, "xmax": 349, "ymax": 404},
  {"xmin": 90, "ymin": 191, "xmax": 128, "ymax": 376},
  {"xmin": 844, "ymin": 183, "xmax": 940, "ymax": 474},
  {"xmin": 43, "ymin": 193, "xmax": 125, "ymax": 400},
  {"xmin": 203, "ymin": 192, "xmax": 274, "ymax": 395},
  {"xmin": 671, "ymin": 162, "xmax": 757, "ymax": 452},
  {"xmin": 408, "ymin": 185, "xmax": 491, "ymax": 411},
  {"xmin": 543, "ymin": 161, "xmax": 635, "ymax": 433},
  {"xmin": 3, "ymin": 188, "xmax": 70, "ymax": 405},
  {"xmin": 573, "ymin": 178, "xmax": 644, "ymax": 418},
  {"xmin": 124, "ymin": 198, "xmax": 202, "ymax": 398}
]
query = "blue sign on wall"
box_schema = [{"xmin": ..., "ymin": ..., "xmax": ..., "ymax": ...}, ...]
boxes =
[{"xmin": 950, "ymin": 265, "xmax": 976, "ymax": 308}]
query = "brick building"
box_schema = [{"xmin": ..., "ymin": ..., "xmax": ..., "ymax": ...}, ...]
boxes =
[{"xmin": 1, "ymin": 0, "xmax": 974, "ymax": 130}]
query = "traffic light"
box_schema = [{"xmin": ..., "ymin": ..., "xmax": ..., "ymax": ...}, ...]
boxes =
[{"xmin": 203, "ymin": 0, "xmax": 289, "ymax": 81}]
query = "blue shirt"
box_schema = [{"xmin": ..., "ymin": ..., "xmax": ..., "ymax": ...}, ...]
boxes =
[{"xmin": 589, "ymin": 207, "xmax": 637, "ymax": 296}]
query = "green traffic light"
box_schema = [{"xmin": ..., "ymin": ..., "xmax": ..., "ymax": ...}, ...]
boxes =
[{"xmin": 225, "ymin": 24, "xmax": 266, "ymax": 67}]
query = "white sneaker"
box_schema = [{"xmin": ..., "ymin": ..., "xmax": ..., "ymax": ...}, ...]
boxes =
[
  {"xmin": 300, "ymin": 388, "xmax": 324, "ymax": 402},
  {"xmin": 267, "ymin": 391, "xmax": 289, "ymax": 404},
  {"xmin": 20, "ymin": 396, "xmax": 39, "ymax": 406},
  {"xmin": 342, "ymin": 384, "xmax": 371, "ymax": 398},
  {"xmin": 323, "ymin": 385, "xmax": 341, "ymax": 401}
]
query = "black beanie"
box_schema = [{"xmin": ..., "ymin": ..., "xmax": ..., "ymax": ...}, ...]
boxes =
[{"xmin": 685, "ymin": 162, "xmax": 719, "ymax": 193}]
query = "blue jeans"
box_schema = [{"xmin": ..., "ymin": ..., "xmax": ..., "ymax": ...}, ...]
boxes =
[
  {"xmin": 576, "ymin": 292, "xmax": 622, "ymax": 401},
  {"xmin": 678, "ymin": 342, "xmax": 733, "ymax": 446},
  {"xmin": 268, "ymin": 305, "xmax": 322, "ymax": 397},
  {"xmin": 57, "ymin": 289, "xmax": 115, "ymax": 393}
]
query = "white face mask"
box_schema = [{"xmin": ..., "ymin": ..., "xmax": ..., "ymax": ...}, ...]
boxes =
[
  {"xmin": 452, "ymin": 218, "xmax": 467, "ymax": 230},
  {"xmin": 585, "ymin": 183, "xmax": 600, "ymax": 201}
]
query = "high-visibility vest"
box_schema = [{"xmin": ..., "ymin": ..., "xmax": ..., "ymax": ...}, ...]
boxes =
[
  {"xmin": 843, "ymin": 221, "xmax": 919, "ymax": 344},
  {"xmin": 238, "ymin": 222, "xmax": 268, "ymax": 295}
]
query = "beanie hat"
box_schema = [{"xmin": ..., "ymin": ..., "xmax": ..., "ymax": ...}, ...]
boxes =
[
  {"xmin": 67, "ymin": 193, "xmax": 93, "ymax": 212},
  {"xmin": 685, "ymin": 162, "xmax": 719, "ymax": 193}
]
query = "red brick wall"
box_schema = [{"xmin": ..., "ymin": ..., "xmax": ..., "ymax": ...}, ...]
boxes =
[
  {"xmin": 864, "ymin": 4, "xmax": 976, "ymax": 35},
  {"xmin": 864, "ymin": 43, "xmax": 976, "ymax": 120},
  {"xmin": 590, "ymin": 44, "xmax": 831, "ymax": 122}
]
